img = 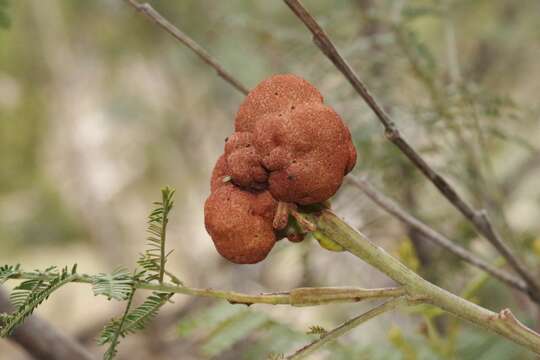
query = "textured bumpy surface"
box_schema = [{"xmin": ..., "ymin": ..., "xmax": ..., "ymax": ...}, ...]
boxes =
[
  {"xmin": 235, "ymin": 74, "xmax": 323, "ymax": 133},
  {"xmin": 205, "ymin": 74, "xmax": 357, "ymax": 264},
  {"xmin": 204, "ymin": 184, "xmax": 277, "ymax": 264}
]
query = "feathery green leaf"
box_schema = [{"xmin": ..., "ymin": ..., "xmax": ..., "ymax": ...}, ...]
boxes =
[
  {"xmin": 307, "ymin": 325, "xmax": 328, "ymax": 337},
  {"xmin": 0, "ymin": 265, "xmax": 78, "ymax": 337},
  {"xmin": 99, "ymin": 292, "xmax": 173, "ymax": 359},
  {"xmin": 92, "ymin": 268, "xmax": 134, "ymax": 301},
  {"xmin": 0, "ymin": 264, "xmax": 20, "ymax": 284},
  {"xmin": 137, "ymin": 186, "xmax": 176, "ymax": 283}
]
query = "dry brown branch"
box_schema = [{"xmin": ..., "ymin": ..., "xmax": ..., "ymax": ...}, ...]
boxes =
[
  {"xmin": 282, "ymin": 0, "xmax": 540, "ymax": 302},
  {"xmin": 124, "ymin": 0, "xmax": 249, "ymax": 95},
  {"xmin": 347, "ymin": 175, "xmax": 527, "ymax": 292}
]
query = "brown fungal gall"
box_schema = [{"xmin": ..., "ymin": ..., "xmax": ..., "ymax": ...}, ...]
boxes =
[
  {"xmin": 254, "ymin": 102, "xmax": 356, "ymax": 204},
  {"xmin": 204, "ymin": 74, "xmax": 357, "ymax": 264},
  {"xmin": 230, "ymin": 74, "xmax": 356, "ymax": 204},
  {"xmin": 224, "ymin": 132, "xmax": 268, "ymax": 189},
  {"xmin": 235, "ymin": 74, "xmax": 323, "ymax": 133},
  {"xmin": 204, "ymin": 184, "xmax": 278, "ymax": 264},
  {"xmin": 210, "ymin": 154, "xmax": 230, "ymax": 192}
]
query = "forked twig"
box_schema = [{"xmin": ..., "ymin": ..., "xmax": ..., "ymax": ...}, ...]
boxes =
[
  {"xmin": 346, "ymin": 175, "xmax": 527, "ymax": 293},
  {"xmin": 310, "ymin": 210, "xmax": 540, "ymax": 354},
  {"xmin": 123, "ymin": 0, "xmax": 540, "ymax": 303},
  {"xmin": 287, "ymin": 296, "xmax": 409, "ymax": 359}
]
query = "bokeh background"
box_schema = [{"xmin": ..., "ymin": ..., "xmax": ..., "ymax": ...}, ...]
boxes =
[{"xmin": 1, "ymin": 0, "xmax": 540, "ymax": 359}]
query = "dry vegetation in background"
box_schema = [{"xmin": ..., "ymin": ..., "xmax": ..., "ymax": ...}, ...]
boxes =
[{"xmin": 1, "ymin": 0, "xmax": 540, "ymax": 359}]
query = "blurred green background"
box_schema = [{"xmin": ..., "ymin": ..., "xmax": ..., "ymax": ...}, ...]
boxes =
[{"xmin": 1, "ymin": 0, "xmax": 540, "ymax": 359}]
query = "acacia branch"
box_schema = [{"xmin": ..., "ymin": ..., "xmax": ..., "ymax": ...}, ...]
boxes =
[
  {"xmin": 4, "ymin": 272, "xmax": 404, "ymax": 307},
  {"xmin": 124, "ymin": 0, "xmax": 249, "ymax": 95},
  {"xmin": 119, "ymin": 2, "xmax": 540, "ymax": 354},
  {"xmin": 6, "ymin": 213, "xmax": 540, "ymax": 356},
  {"xmin": 307, "ymin": 210, "xmax": 540, "ymax": 354},
  {"xmin": 282, "ymin": 0, "xmax": 540, "ymax": 302},
  {"xmin": 346, "ymin": 175, "xmax": 528, "ymax": 294},
  {"xmin": 287, "ymin": 296, "xmax": 409, "ymax": 359},
  {"xmin": 121, "ymin": 0, "xmax": 540, "ymax": 304}
]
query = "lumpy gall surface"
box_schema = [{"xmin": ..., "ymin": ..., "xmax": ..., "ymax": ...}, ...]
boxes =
[
  {"xmin": 204, "ymin": 74, "xmax": 357, "ymax": 264},
  {"xmin": 204, "ymin": 184, "xmax": 277, "ymax": 264}
]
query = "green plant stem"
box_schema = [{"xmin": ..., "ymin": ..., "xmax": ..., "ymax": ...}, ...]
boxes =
[
  {"xmin": 309, "ymin": 210, "xmax": 540, "ymax": 354},
  {"xmin": 283, "ymin": 0, "xmax": 540, "ymax": 303},
  {"xmin": 5, "ymin": 272, "xmax": 404, "ymax": 307},
  {"xmin": 287, "ymin": 297, "xmax": 408, "ymax": 359},
  {"xmin": 5, "ymin": 211, "xmax": 540, "ymax": 354},
  {"xmin": 159, "ymin": 190, "xmax": 168, "ymax": 284},
  {"xmin": 105, "ymin": 289, "xmax": 135, "ymax": 359},
  {"xmin": 124, "ymin": 0, "xmax": 540, "ymax": 304}
]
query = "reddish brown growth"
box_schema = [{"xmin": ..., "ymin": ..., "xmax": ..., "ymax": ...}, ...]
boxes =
[
  {"xmin": 204, "ymin": 184, "xmax": 277, "ymax": 264},
  {"xmin": 205, "ymin": 74, "xmax": 357, "ymax": 263}
]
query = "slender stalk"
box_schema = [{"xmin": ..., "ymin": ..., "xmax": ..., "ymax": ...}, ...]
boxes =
[
  {"xmin": 5, "ymin": 213, "xmax": 540, "ymax": 354},
  {"xmin": 282, "ymin": 0, "xmax": 540, "ymax": 301},
  {"xmin": 309, "ymin": 210, "xmax": 540, "ymax": 354},
  {"xmin": 105, "ymin": 289, "xmax": 135, "ymax": 358},
  {"xmin": 346, "ymin": 175, "xmax": 527, "ymax": 293},
  {"xmin": 287, "ymin": 297, "xmax": 408, "ymax": 359},
  {"xmin": 159, "ymin": 190, "xmax": 168, "ymax": 284},
  {"xmin": 5, "ymin": 272, "xmax": 403, "ymax": 307},
  {"xmin": 124, "ymin": 0, "xmax": 249, "ymax": 95}
]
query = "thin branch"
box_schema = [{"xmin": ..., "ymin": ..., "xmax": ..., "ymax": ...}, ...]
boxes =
[
  {"xmin": 104, "ymin": 288, "xmax": 136, "ymax": 359},
  {"xmin": 5, "ymin": 272, "xmax": 404, "ymax": 307},
  {"xmin": 287, "ymin": 296, "xmax": 408, "ymax": 359},
  {"xmin": 309, "ymin": 209, "xmax": 540, "ymax": 354},
  {"xmin": 282, "ymin": 0, "xmax": 540, "ymax": 301},
  {"xmin": 124, "ymin": 0, "xmax": 249, "ymax": 95},
  {"xmin": 346, "ymin": 175, "xmax": 528, "ymax": 294}
]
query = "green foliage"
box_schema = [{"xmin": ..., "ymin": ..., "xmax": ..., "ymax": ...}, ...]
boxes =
[
  {"xmin": 92, "ymin": 268, "xmax": 134, "ymax": 301},
  {"xmin": 99, "ymin": 291, "xmax": 173, "ymax": 360},
  {"xmin": 10, "ymin": 277, "xmax": 50, "ymax": 308},
  {"xmin": 202, "ymin": 310, "xmax": 268, "ymax": 357},
  {"xmin": 267, "ymin": 353, "xmax": 285, "ymax": 360},
  {"xmin": 0, "ymin": 187, "xmax": 180, "ymax": 359},
  {"xmin": 456, "ymin": 327, "xmax": 530, "ymax": 360},
  {"xmin": 177, "ymin": 301, "xmax": 244, "ymax": 337},
  {"xmin": 0, "ymin": 1, "xmax": 539, "ymax": 357},
  {"xmin": 0, "ymin": 264, "xmax": 20, "ymax": 284},
  {"xmin": 0, "ymin": 0, "xmax": 10, "ymax": 29},
  {"xmin": 307, "ymin": 325, "xmax": 328, "ymax": 337},
  {"xmin": 396, "ymin": 237, "xmax": 421, "ymax": 273},
  {"xmin": 401, "ymin": 4, "xmax": 441, "ymax": 20},
  {"xmin": 137, "ymin": 186, "xmax": 175, "ymax": 283},
  {"xmin": 178, "ymin": 301, "xmax": 312, "ymax": 359},
  {"xmin": 96, "ymin": 187, "xmax": 177, "ymax": 359},
  {"xmin": 0, "ymin": 265, "xmax": 78, "ymax": 337}
]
